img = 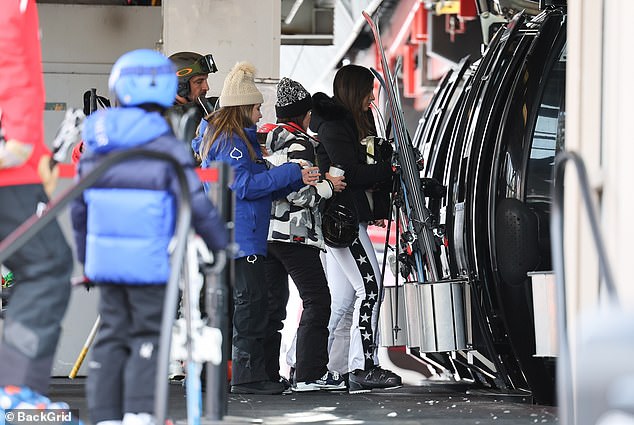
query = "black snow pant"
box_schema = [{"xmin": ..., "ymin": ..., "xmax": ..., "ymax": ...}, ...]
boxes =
[
  {"xmin": 263, "ymin": 243, "xmax": 331, "ymax": 383},
  {"xmin": 0, "ymin": 184, "xmax": 72, "ymax": 395},
  {"xmin": 86, "ymin": 284, "xmax": 165, "ymax": 424},
  {"xmin": 231, "ymin": 255, "xmax": 270, "ymax": 386}
]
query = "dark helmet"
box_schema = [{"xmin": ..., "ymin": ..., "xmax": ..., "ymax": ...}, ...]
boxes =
[
  {"xmin": 322, "ymin": 204, "xmax": 359, "ymax": 248},
  {"xmin": 168, "ymin": 52, "xmax": 218, "ymax": 99}
]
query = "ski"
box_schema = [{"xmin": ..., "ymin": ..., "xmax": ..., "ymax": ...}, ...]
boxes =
[
  {"xmin": 171, "ymin": 233, "xmax": 223, "ymax": 425},
  {"xmin": 372, "ymin": 67, "xmax": 426, "ymax": 281},
  {"xmin": 50, "ymin": 108, "xmax": 85, "ymax": 167},
  {"xmin": 362, "ymin": 10, "xmax": 439, "ymax": 283},
  {"xmin": 183, "ymin": 233, "xmax": 204, "ymax": 425},
  {"xmin": 158, "ymin": 106, "xmax": 224, "ymax": 425}
]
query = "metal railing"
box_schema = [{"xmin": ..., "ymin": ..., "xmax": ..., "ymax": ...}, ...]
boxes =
[{"xmin": 550, "ymin": 151, "xmax": 619, "ymax": 425}]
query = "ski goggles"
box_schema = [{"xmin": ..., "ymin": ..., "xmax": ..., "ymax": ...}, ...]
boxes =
[{"xmin": 177, "ymin": 54, "xmax": 218, "ymax": 78}]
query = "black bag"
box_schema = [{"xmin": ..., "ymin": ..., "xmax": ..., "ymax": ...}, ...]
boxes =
[{"xmin": 322, "ymin": 203, "xmax": 359, "ymax": 248}]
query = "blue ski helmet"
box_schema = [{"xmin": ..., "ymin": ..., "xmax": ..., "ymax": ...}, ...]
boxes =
[{"xmin": 108, "ymin": 49, "xmax": 177, "ymax": 108}]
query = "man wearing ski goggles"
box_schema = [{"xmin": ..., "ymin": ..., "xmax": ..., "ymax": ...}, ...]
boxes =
[{"xmin": 170, "ymin": 52, "xmax": 218, "ymax": 105}]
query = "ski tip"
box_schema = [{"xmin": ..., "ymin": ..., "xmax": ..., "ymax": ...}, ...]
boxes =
[{"xmin": 362, "ymin": 9, "xmax": 380, "ymax": 39}]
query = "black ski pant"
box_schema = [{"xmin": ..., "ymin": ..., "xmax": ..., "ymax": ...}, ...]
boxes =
[
  {"xmin": 86, "ymin": 284, "xmax": 165, "ymax": 423},
  {"xmin": 0, "ymin": 184, "xmax": 72, "ymax": 395},
  {"xmin": 231, "ymin": 256, "xmax": 270, "ymax": 386},
  {"xmin": 263, "ymin": 243, "xmax": 331, "ymax": 383}
]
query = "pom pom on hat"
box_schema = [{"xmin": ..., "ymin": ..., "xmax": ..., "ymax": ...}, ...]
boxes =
[
  {"xmin": 275, "ymin": 77, "xmax": 312, "ymax": 118},
  {"xmin": 220, "ymin": 61, "xmax": 264, "ymax": 107}
]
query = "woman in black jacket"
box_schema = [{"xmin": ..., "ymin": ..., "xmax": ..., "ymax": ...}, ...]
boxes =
[{"xmin": 310, "ymin": 64, "xmax": 402, "ymax": 393}]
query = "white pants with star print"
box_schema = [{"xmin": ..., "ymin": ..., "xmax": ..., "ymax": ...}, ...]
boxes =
[{"xmin": 324, "ymin": 223, "xmax": 383, "ymax": 373}]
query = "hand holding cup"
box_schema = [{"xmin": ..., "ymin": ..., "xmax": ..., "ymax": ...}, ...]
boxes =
[
  {"xmin": 301, "ymin": 166, "xmax": 320, "ymax": 185},
  {"xmin": 326, "ymin": 173, "xmax": 346, "ymax": 192}
]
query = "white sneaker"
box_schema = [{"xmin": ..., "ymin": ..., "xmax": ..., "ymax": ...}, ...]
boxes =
[
  {"xmin": 292, "ymin": 371, "xmax": 346, "ymax": 392},
  {"xmin": 168, "ymin": 360, "xmax": 185, "ymax": 382},
  {"xmin": 122, "ymin": 413, "xmax": 155, "ymax": 425}
]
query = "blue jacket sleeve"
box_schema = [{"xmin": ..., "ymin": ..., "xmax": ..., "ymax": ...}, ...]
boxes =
[
  {"xmin": 270, "ymin": 177, "xmax": 304, "ymax": 200},
  {"xmin": 215, "ymin": 140, "xmax": 303, "ymax": 201},
  {"xmin": 70, "ymin": 188, "xmax": 88, "ymax": 264}
]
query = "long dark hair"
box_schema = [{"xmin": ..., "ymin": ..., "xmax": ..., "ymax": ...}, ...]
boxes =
[{"xmin": 333, "ymin": 64, "xmax": 376, "ymax": 138}]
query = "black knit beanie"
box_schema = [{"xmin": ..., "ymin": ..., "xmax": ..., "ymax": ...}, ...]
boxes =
[{"xmin": 275, "ymin": 77, "xmax": 312, "ymax": 118}]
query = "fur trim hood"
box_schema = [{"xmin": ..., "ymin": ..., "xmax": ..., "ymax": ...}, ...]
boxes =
[{"xmin": 309, "ymin": 92, "xmax": 351, "ymax": 133}]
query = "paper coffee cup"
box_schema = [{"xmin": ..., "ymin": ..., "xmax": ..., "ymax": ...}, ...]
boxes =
[{"xmin": 329, "ymin": 164, "xmax": 345, "ymax": 177}]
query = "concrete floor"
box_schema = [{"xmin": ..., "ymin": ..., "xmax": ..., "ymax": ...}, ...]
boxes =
[{"xmin": 50, "ymin": 378, "xmax": 558, "ymax": 425}]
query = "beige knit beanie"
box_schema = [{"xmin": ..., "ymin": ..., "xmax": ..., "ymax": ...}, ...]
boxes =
[{"xmin": 219, "ymin": 61, "xmax": 264, "ymax": 107}]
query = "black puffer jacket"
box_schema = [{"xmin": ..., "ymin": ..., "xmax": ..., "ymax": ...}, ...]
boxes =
[{"xmin": 310, "ymin": 92, "xmax": 393, "ymax": 222}]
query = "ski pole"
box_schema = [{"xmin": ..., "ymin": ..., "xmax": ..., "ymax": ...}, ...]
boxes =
[{"xmin": 68, "ymin": 314, "xmax": 100, "ymax": 379}]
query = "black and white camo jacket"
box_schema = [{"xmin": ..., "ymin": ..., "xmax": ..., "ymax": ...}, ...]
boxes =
[{"xmin": 264, "ymin": 124, "xmax": 334, "ymax": 250}]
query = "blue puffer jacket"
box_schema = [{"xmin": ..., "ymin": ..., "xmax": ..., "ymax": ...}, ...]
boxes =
[
  {"xmin": 200, "ymin": 126, "xmax": 303, "ymax": 258},
  {"xmin": 71, "ymin": 107, "xmax": 228, "ymax": 285}
]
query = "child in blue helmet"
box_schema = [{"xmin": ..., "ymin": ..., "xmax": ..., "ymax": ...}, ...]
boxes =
[{"xmin": 70, "ymin": 49, "xmax": 228, "ymax": 425}]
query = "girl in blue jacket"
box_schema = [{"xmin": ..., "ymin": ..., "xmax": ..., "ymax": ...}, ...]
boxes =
[{"xmin": 198, "ymin": 62, "xmax": 319, "ymax": 395}]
